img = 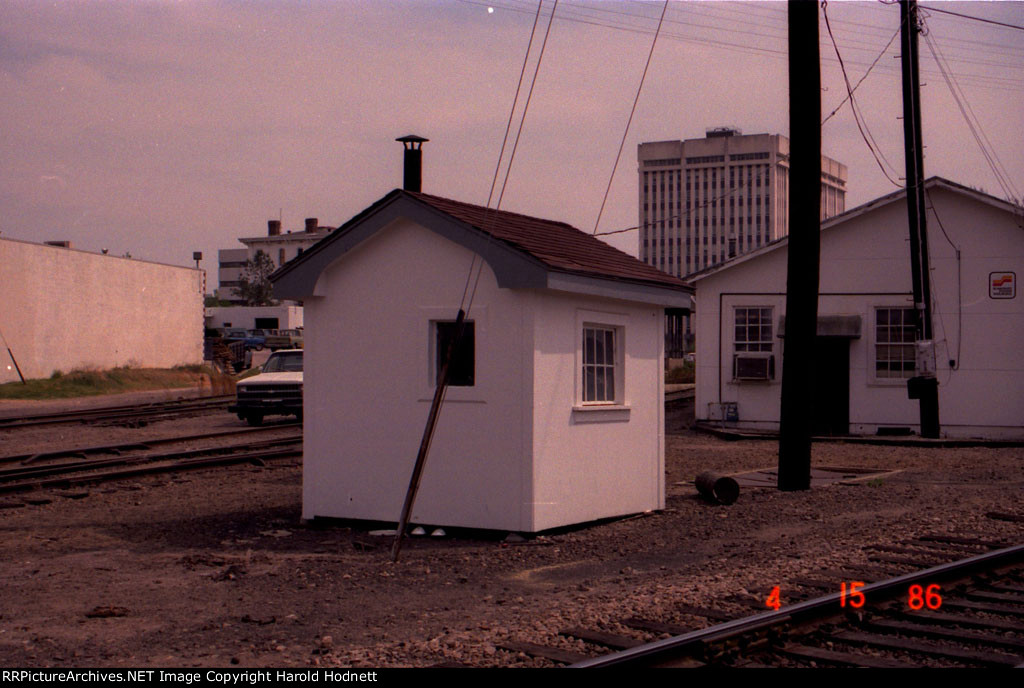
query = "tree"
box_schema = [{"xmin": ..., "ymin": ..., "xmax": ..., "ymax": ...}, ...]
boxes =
[{"xmin": 235, "ymin": 250, "xmax": 278, "ymax": 306}]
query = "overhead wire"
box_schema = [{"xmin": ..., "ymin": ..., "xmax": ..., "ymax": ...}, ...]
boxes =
[
  {"xmin": 592, "ymin": 0, "xmax": 669, "ymax": 234},
  {"xmin": 467, "ymin": 0, "xmax": 559, "ymax": 313},
  {"xmin": 462, "ymin": 0, "xmax": 1024, "ymax": 91},
  {"xmin": 922, "ymin": 24, "xmax": 1023, "ymax": 206},
  {"xmin": 923, "ymin": 188, "xmax": 962, "ymax": 373},
  {"xmin": 821, "ymin": 21, "xmax": 902, "ymax": 125},
  {"xmin": 459, "ymin": 0, "xmax": 546, "ymax": 312},
  {"xmin": 924, "ymin": 5, "xmax": 1024, "ymax": 33},
  {"xmin": 822, "ymin": 0, "xmax": 903, "ymax": 187}
]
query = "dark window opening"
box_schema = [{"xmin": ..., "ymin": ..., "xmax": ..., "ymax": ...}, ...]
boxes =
[{"xmin": 436, "ymin": 321, "xmax": 475, "ymax": 387}]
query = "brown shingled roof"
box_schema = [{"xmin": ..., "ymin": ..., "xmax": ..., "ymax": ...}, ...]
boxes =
[{"xmin": 408, "ymin": 191, "xmax": 690, "ymax": 290}]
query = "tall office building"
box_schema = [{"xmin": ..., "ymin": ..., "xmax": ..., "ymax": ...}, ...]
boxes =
[{"xmin": 638, "ymin": 128, "xmax": 847, "ymax": 278}]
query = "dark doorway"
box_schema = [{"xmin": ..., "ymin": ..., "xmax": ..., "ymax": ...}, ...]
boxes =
[
  {"xmin": 254, "ymin": 317, "xmax": 280, "ymax": 329},
  {"xmin": 812, "ymin": 337, "xmax": 850, "ymax": 436}
]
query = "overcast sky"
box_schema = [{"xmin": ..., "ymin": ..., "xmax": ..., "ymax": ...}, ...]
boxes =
[{"xmin": 2, "ymin": 0, "xmax": 1022, "ymax": 277}]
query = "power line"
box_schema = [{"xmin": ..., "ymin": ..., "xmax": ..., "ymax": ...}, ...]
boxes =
[
  {"xmin": 924, "ymin": 5, "xmax": 1024, "ymax": 32},
  {"xmin": 463, "ymin": 0, "xmax": 1024, "ymax": 92},
  {"xmin": 923, "ymin": 27, "xmax": 1023, "ymax": 205},
  {"xmin": 592, "ymin": 0, "xmax": 668, "ymax": 234},
  {"xmin": 822, "ymin": 21, "xmax": 902, "ymax": 125},
  {"xmin": 823, "ymin": 1, "xmax": 902, "ymax": 187},
  {"xmin": 468, "ymin": 0, "xmax": 560, "ymax": 312}
]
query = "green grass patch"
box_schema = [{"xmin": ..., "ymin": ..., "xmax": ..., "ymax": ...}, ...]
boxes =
[
  {"xmin": 0, "ymin": 365, "xmax": 215, "ymax": 400},
  {"xmin": 666, "ymin": 363, "xmax": 695, "ymax": 384}
]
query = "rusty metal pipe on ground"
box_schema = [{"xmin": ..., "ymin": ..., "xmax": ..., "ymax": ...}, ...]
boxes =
[{"xmin": 695, "ymin": 471, "xmax": 739, "ymax": 505}]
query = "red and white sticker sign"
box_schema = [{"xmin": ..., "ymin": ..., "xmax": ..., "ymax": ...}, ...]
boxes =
[{"xmin": 990, "ymin": 272, "xmax": 1015, "ymax": 299}]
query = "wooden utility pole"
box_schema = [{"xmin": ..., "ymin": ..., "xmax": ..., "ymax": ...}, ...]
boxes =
[
  {"xmin": 777, "ymin": 0, "xmax": 822, "ymax": 491},
  {"xmin": 899, "ymin": 0, "xmax": 941, "ymax": 438}
]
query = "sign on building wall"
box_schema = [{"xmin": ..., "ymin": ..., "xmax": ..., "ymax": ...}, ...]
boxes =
[{"xmin": 990, "ymin": 272, "xmax": 1016, "ymax": 299}]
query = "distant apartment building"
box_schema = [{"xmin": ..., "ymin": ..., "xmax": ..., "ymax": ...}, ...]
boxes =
[
  {"xmin": 638, "ymin": 128, "xmax": 847, "ymax": 278},
  {"xmin": 216, "ymin": 218, "xmax": 334, "ymax": 304}
]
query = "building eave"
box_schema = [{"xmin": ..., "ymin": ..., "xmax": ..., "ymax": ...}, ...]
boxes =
[
  {"xmin": 688, "ymin": 176, "xmax": 1024, "ymax": 284},
  {"xmin": 272, "ymin": 190, "xmax": 691, "ymax": 307}
]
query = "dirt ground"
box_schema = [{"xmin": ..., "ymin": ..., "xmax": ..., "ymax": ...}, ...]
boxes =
[{"xmin": 0, "ymin": 395, "xmax": 1021, "ymax": 668}]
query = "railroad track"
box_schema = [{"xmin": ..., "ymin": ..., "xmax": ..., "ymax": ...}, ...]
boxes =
[
  {"xmin": 0, "ymin": 427, "xmax": 302, "ymax": 497},
  {"xmin": 0, "ymin": 394, "xmax": 236, "ymax": 429},
  {"xmin": 491, "ymin": 532, "xmax": 1024, "ymax": 668}
]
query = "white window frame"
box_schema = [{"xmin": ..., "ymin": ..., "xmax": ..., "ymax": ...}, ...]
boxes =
[
  {"xmin": 419, "ymin": 306, "xmax": 486, "ymax": 403},
  {"xmin": 872, "ymin": 306, "xmax": 916, "ymax": 383},
  {"xmin": 733, "ymin": 306, "xmax": 774, "ymax": 353},
  {"xmin": 574, "ymin": 309, "xmax": 628, "ymax": 411},
  {"xmin": 732, "ymin": 306, "xmax": 775, "ymax": 382},
  {"xmin": 582, "ymin": 325, "xmax": 618, "ymax": 404}
]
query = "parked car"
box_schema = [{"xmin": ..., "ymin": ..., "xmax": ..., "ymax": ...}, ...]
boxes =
[
  {"xmin": 229, "ymin": 349, "xmax": 303, "ymax": 425},
  {"xmin": 261, "ymin": 328, "xmax": 304, "ymax": 350},
  {"xmin": 220, "ymin": 327, "xmax": 266, "ymax": 351}
]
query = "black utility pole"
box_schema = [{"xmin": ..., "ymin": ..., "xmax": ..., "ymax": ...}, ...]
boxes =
[
  {"xmin": 778, "ymin": 0, "xmax": 822, "ymax": 491},
  {"xmin": 899, "ymin": 0, "xmax": 940, "ymax": 438}
]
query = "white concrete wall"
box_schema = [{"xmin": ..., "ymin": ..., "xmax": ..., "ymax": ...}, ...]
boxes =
[
  {"xmin": 206, "ymin": 305, "xmax": 303, "ymax": 330},
  {"xmin": 301, "ymin": 218, "xmax": 531, "ymax": 531},
  {"xmin": 530, "ymin": 294, "xmax": 664, "ymax": 531},
  {"xmin": 0, "ymin": 238, "xmax": 203, "ymax": 383},
  {"xmin": 694, "ymin": 187, "xmax": 1024, "ymax": 438}
]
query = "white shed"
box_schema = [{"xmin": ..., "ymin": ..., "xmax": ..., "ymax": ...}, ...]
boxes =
[
  {"xmin": 690, "ymin": 178, "xmax": 1024, "ymax": 440},
  {"xmin": 272, "ymin": 189, "xmax": 692, "ymax": 532}
]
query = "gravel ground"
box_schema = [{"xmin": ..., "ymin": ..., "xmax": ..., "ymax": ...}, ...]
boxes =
[{"xmin": 0, "ymin": 394, "xmax": 1021, "ymax": 668}]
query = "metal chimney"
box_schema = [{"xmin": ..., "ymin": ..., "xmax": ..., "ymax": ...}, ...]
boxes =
[{"xmin": 396, "ymin": 134, "xmax": 429, "ymax": 192}]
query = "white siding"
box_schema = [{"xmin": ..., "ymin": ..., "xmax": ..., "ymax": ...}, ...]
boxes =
[
  {"xmin": 301, "ymin": 218, "xmax": 530, "ymax": 530},
  {"xmin": 530, "ymin": 295, "xmax": 664, "ymax": 530},
  {"xmin": 694, "ymin": 184, "xmax": 1024, "ymax": 438}
]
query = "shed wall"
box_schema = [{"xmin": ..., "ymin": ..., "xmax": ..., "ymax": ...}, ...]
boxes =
[
  {"xmin": 301, "ymin": 219, "xmax": 532, "ymax": 531},
  {"xmin": 530, "ymin": 293, "xmax": 665, "ymax": 530}
]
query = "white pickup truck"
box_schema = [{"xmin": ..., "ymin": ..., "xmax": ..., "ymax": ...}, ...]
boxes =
[{"xmin": 229, "ymin": 349, "xmax": 303, "ymax": 425}]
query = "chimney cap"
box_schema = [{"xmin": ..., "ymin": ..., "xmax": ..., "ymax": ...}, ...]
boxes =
[{"xmin": 396, "ymin": 134, "xmax": 429, "ymax": 143}]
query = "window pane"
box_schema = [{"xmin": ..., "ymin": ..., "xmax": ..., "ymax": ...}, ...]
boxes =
[
  {"xmin": 606, "ymin": 367, "xmax": 615, "ymax": 401},
  {"xmin": 595, "ymin": 330, "xmax": 605, "ymax": 365},
  {"xmin": 585, "ymin": 366, "xmax": 595, "ymax": 401},
  {"xmin": 595, "ymin": 366, "xmax": 605, "ymax": 400},
  {"xmin": 605, "ymin": 330, "xmax": 615, "ymax": 366}
]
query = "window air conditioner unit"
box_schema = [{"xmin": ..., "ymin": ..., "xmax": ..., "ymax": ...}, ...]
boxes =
[{"xmin": 733, "ymin": 353, "xmax": 775, "ymax": 381}]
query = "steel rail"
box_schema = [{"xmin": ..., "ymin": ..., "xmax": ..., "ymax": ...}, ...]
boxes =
[
  {"xmin": 0, "ymin": 395, "xmax": 235, "ymax": 429},
  {"xmin": 0, "ymin": 446, "xmax": 303, "ymax": 494},
  {"xmin": 0, "ymin": 422, "xmax": 300, "ymax": 466},
  {"xmin": 0, "ymin": 435, "xmax": 302, "ymax": 485},
  {"xmin": 570, "ymin": 542, "xmax": 1024, "ymax": 668}
]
